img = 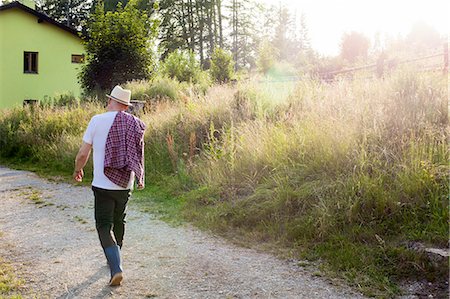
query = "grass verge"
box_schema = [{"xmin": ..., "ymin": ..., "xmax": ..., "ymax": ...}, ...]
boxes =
[{"xmin": 0, "ymin": 257, "xmax": 23, "ymax": 299}]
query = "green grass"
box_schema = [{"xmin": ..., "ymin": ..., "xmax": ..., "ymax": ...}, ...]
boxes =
[
  {"xmin": 0, "ymin": 258, "xmax": 23, "ymax": 299},
  {"xmin": 131, "ymin": 177, "xmax": 185, "ymax": 225},
  {"xmin": 26, "ymin": 190, "xmax": 44, "ymax": 205},
  {"xmin": 74, "ymin": 216, "xmax": 88, "ymax": 225}
]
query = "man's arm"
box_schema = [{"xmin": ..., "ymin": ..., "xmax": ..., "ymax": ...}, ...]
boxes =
[{"xmin": 73, "ymin": 142, "xmax": 92, "ymax": 182}]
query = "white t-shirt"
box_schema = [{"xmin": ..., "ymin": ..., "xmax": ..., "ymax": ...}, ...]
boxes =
[{"xmin": 83, "ymin": 111, "xmax": 134, "ymax": 190}]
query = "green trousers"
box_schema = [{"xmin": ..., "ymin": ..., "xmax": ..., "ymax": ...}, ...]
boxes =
[{"xmin": 92, "ymin": 186, "xmax": 130, "ymax": 249}]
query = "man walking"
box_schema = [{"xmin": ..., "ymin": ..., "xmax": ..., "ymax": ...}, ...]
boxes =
[{"xmin": 73, "ymin": 85, "xmax": 146, "ymax": 286}]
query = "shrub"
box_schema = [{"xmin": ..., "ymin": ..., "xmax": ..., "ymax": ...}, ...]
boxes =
[
  {"xmin": 146, "ymin": 76, "xmax": 184, "ymax": 101},
  {"xmin": 256, "ymin": 39, "xmax": 278, "ymax": 74},
  {"xmin": 125, "ymin": 77, "xmax": 187, "ymax": 102},
  {"xmin": 161, "ymin": 49, "xmax": 206, "ymax": 84},
  {"xmin": 210, "ymin": 48, "xmax": 234, "ymax": 83}
]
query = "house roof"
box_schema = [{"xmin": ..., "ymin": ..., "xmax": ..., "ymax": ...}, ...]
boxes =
[{"xmin": 0, "ymin": 1, "xmax": 80, "ymax": 38}]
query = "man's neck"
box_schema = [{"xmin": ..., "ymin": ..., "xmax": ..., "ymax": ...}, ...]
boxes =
[{"xmin": 107, "ymin": 108, "xmax": 126, "ymax": 112}]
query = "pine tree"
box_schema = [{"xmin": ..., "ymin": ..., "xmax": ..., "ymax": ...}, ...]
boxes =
[{"xmin": 36, "ymin": 0, "xmax": 91, "ymax": 29}]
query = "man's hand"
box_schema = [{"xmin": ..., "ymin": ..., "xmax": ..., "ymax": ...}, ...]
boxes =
[
  {"xmin": 137, "ymin": 183, "xmax": 144, "ymax": 190},
  {"xmin": 73, "ymin": 169, "xmax": 84, "ymax": 182},
  {"xmin": 74, "ymin": 142, "xmax": 91, "ymax": 183}
]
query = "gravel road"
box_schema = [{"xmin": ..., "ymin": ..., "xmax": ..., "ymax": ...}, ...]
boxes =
[{"xmin": 0, "ymin": 166, "xmax": 365, "ymax": 298}]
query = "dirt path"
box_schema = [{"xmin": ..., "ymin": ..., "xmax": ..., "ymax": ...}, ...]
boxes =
[{"xmin": 0, "ymin": 166, "xmax": 365, "ymax": 298}]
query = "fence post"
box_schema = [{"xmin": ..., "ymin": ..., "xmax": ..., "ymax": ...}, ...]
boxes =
[{"xmin": 444, "ymin": 42, "xmax": 449, "ymax": 74}]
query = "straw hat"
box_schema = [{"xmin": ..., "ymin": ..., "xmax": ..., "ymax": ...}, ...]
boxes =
[{"xmin": 106, "ymin": 85, "xmax": 132, "ymax": 106}]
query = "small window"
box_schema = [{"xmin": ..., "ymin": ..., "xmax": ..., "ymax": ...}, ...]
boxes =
[
  {"xmin": 24, "ymin": 52, "xmax": 38, "ymax": 73},
  {"xmin": 71, "ymin": 54, "xmax": 85, "ymax": 63}
]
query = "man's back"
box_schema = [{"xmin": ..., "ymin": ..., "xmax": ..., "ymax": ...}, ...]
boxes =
[{"xmin": 83, "ymin": 111, "xmax": 133, "ymax": 190}]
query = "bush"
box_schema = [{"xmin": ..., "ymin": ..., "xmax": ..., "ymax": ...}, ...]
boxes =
[
  {"xmin": 210, "ymin": 48, "xmax": 234, "ymax": 83},
  {"xmin": 256, "ymin": 39, "xmax": 278, "ymax": 74},
  {"xmin": 161, "ymin": 50, "xmax": 206, "ymax": 84},
  {"xmin": 125, "ymin": 77, "xmax": 183, "ymax": 102}
]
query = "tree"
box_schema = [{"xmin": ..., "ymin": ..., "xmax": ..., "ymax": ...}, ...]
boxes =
[
  {"xmin": 79, "ymin": 1, "xmax": 158, "ymax": 92},
  {"xmin": 272, "ymin": 5, "xmax": 292, "ymax": 61},
  {"xmin": 406, "ymin": 21, "xmax": 442, "ymax": 53},
  {"xmin": 210, "ymin": 47, "xmax": 234, "ymax": 83},
  {"xmin": 36, "ymin": 0, "xmax": 92, "ymax": 29},
  {"xmin": 256, "ymin": 39, "xmax": 277, "ymax": 74},
  {"xmin": 158, "ymin": 0, "xmax": 224, "ymax": 67},
  {"xmin": 229, "ymin": 0, "xmax": 260, "ymax": 70},
  {"xmin": 92, "ymin": 0, "xmax": 156, "ymax": 12},
  {"xmin": 296, "ymin": 13, "xmax": 310, "ymax": 52},
  {"xmin": 340, "ymin": 31, "xmax": 370, "ymax": 63}
]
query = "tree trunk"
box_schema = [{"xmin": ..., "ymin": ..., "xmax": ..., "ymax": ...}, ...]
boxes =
[
  {"xmin": 196, "ymin": 0, "xmax": 204, "ymax": 65},
  {"xmin": 217, "ymin": 0, "xmax": 223, "ymax": 48}
]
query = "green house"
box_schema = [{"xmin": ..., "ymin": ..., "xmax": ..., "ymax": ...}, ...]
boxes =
[{"xmin": 0, "ymin": 0, "xmax": 85, "ymax": 108}]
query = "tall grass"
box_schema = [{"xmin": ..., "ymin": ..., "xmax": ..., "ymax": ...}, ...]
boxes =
[
  {"xmin": 0, "ymin": 103, "xmax": 102, "ymax": 176},
  {"xmin": 0, "ymin": 69, "xmax": 447, "ymax": 296},
  {"xmin": 180, "ymin": 71, "xmax": 448, "ymax": 295}
]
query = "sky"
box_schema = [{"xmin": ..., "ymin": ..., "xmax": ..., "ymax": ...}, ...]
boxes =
[
  {"xmin": 263, "ymin": 0, "xmax": 449, "ymax": 56},
  {"xmin": 2, "ymin": 0, "xmax": 447, "ymax": 56}
]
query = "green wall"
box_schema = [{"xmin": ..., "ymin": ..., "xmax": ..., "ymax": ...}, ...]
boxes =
[{"xmin": 0, "ymin": 8, "xmax": 85, "ymax": 108}]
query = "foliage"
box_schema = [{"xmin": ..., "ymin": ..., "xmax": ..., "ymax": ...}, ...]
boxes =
[
  {"xmin": 256, "ymin": 39, "xmax": 277, "ymax": 74},
  {"xmin": 36, "ymin": 0, "xmax": 92, "ymax": 30},
  {"xmin": 229, "ymin": 0, "xmax": 261, "ymax": 69},
  {"xmin": 158, "ymin": 0, "xmax": 225, "ymax": 66},
  {"xmin": 0, "ymin": 258, "xmax": 23, "ymax": 298},
  {"xmin": 183, "ymin": 71, "xmax": 448, "ymax": 296},
  {"xmin": 406, "ymin": 22, "xmax": 443, "ymax": 54},
  {"xmin": 272, "ymin": 5, "xmax": 295, "ymax": 61},
  {"xmin": 79, "ymin": 1, "xmax": 158, "ymax": 93},
  {"xmin": 40, "ymin": 92, "xmax": 80, "ymax": 108},
  {"xmin": 99, "ymin": 0, "xmax": 157, "ymax": 13},
  {"xmin": 124, "ymin": 77, "xmax": 184, "ymax": 102},
  {"xmin": 0, "ymin": 103, "xmax": 101, "ymax": 176},
  {"xmin": 160, "ymin": 49, "xmax": 205, "ymax": 83},
  {"xmin": 210, "ymin": 48, "xmax": 234, "ymax": 83},
  {"xmin": 340, "ymin": 31, "xmax": 370, "ymax": 63}
]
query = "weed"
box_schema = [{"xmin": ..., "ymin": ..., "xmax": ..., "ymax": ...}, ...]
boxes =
[
  {"xmin": 0, "ymin": 258, "xmax": 23, "ymax": 298},
  {"xmin": 27, "ymin": 190, "xmax": 44, "ymax": 205},
  {"xmin": 74, "ymin": 216, "xmax": 88, "ymax": 225}
]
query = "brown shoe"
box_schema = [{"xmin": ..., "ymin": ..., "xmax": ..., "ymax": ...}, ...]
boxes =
[{"xmin": 109, "ymin": 272, "xmax": 123, "ymax": 286}]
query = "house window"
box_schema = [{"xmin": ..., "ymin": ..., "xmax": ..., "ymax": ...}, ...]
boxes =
[
  {"xmin": 24, "ymin": 52, "xmax": 38, "ymax": 74},
  {"xmin": 71, "ymin": 54, "xmax": 85, "ymax": 63}
]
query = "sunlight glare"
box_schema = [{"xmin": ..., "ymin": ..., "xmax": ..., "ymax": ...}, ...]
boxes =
[{"xmin": 263, "ymin": 0, "xmax": 449, "ymax": 55}]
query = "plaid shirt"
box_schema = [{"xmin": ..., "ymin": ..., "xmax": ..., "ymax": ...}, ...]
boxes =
[{"xmin": 104, "ymin": 111, "xmax": 146, "ymax": 188}]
